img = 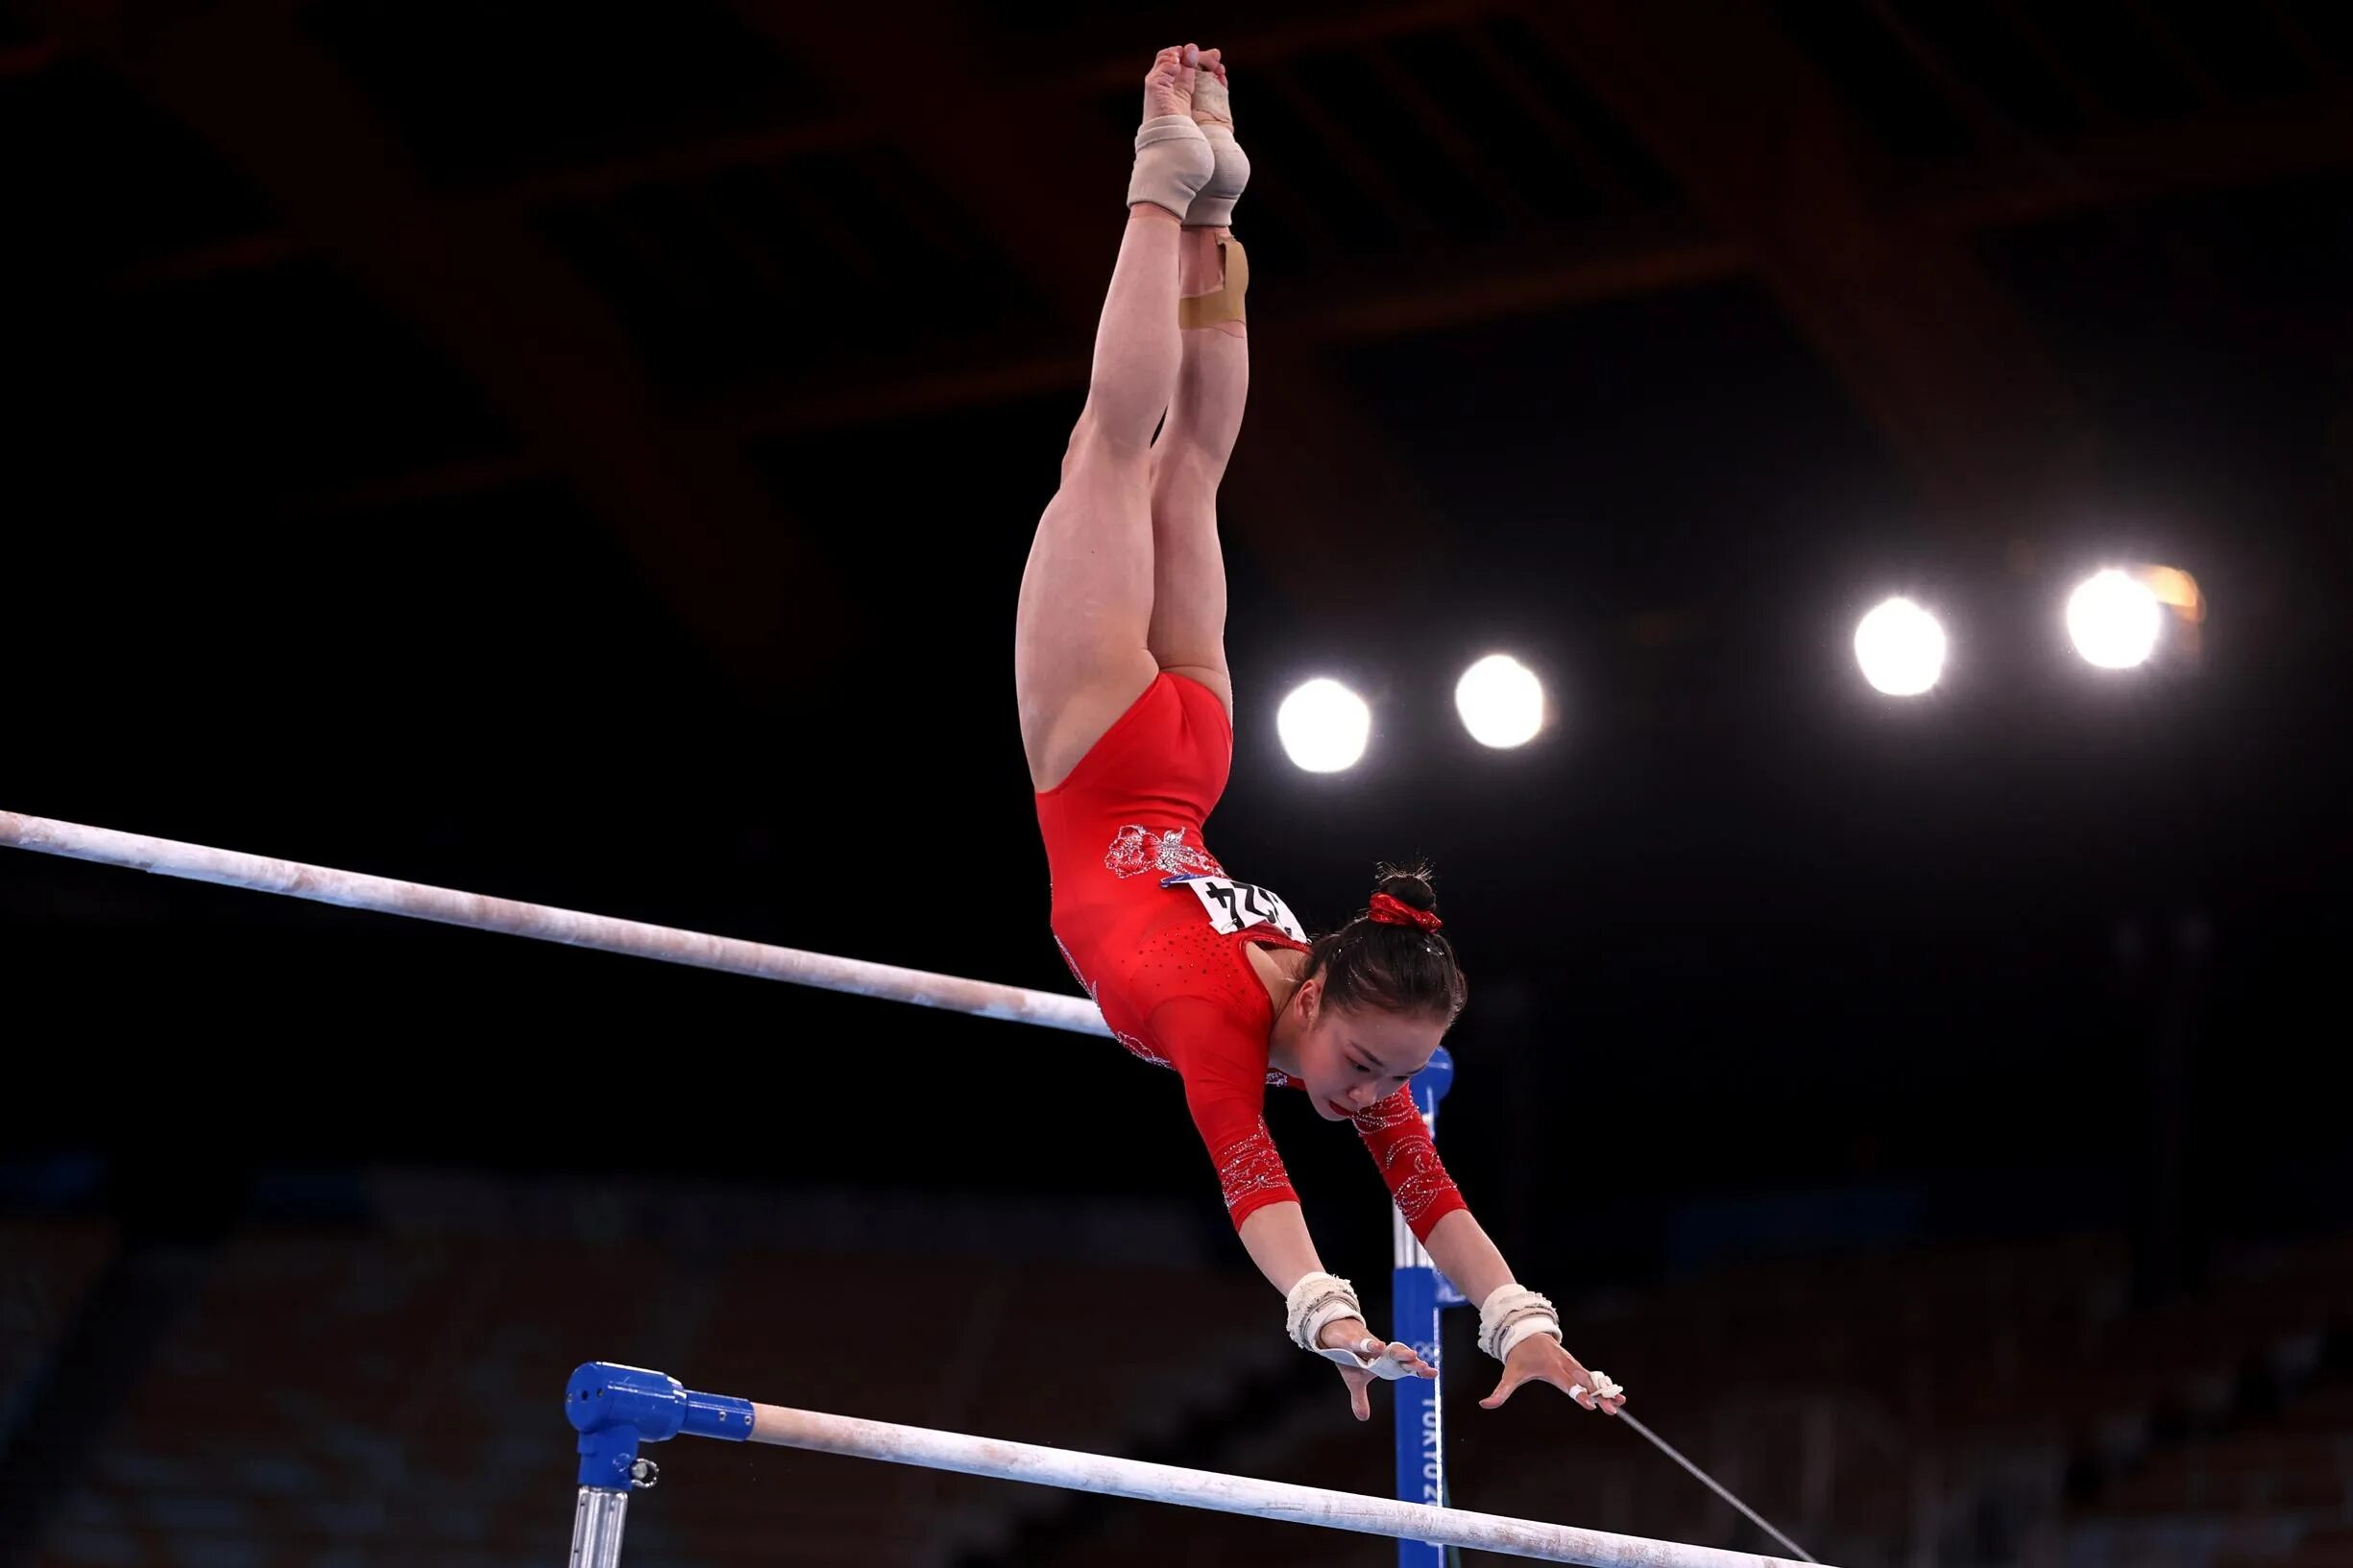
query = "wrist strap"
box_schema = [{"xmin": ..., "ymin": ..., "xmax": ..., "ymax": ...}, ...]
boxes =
[
  {"xmin": 1284, "ymin": 1270, "xmax": 1362, "ymax": 1351},
  {"xmin": 1476, "ymin": 1283, "xmax": 1561, "ymax": 1362}
]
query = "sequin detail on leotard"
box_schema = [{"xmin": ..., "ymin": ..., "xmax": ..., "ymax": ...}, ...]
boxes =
[
  {"xmin": 1104, "ymin": 823, "xmax": 1225, "ymax": 880},
  {"xmin": 1352, "ymin": 1094, "xmax": 1463, "ymax": 1231},
  {"xmin": 1212, "ymin": 1118, "xmax": 1293, "ymax": 1217}
]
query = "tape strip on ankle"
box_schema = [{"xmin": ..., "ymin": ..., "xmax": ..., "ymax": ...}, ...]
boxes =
[{"xmin": 1177, "ymin": 236, "xmax": 1249, "ymax": 329}]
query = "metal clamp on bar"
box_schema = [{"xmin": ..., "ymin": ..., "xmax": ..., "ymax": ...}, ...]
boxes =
[{"xmin": 567, "ymin": 1363, "xmax": 755, "ymax": 1490}]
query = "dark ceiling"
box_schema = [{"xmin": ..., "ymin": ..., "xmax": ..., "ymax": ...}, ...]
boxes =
[{"xmin": 6, "ymin": 1, "xmax": 2350, "ymax": 1249}]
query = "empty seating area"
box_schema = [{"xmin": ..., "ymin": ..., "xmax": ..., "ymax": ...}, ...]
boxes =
[
  {"xmin": 1018, "ymin": 1228, "xmax": 2353, "ymax": 1568},
  {"xmin": 19, "ymin": 1222, "xmax": 1286, "ymax": 1568},
  {"xmin": 5, "ymin": 1214, "xmax": 2346, "ymax": 1568},
  {"xmin": 667, "ymin": 1249, "xmax": 1288, "ymax": 1567},
  {"xmin": 0, "ymin": 1217, "xmax": 119, "ymax": 1451},
  {"xmin": 2064, "ymin": 1232, "xmax": 2353, "ymax": 1568}
]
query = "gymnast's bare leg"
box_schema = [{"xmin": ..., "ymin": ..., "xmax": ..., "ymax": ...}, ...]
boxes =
[
  {"xmin": 1144, "ymin": 217, "xmax": 1247, "ymax": 717},
  {"xmin": 1014, "ymin": 45, "xmax": 1218, "ymax": 792}
]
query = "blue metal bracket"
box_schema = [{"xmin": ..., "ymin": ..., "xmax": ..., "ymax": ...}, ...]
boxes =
[{"xmin": 567, "ymin": 1362, "xmax": 756, "ymax": 1490}]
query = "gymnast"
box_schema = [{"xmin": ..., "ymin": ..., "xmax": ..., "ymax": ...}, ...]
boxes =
[{"xmin": 1021, "ymin": 43, "xmax": 1626, "ymax": 1424}]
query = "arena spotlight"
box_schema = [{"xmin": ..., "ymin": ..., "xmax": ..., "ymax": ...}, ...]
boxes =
[
  {"xmin": 1454, "ymin": 654, "xmax": 1545, "ymax": 748},
  {"xmin": 1276, "ymin": 678, "xmax": 1371, "ymax": 773},
  {"xmin": 2140, "ymin": 564, "xmax": 2204, "ymax": 625},
  {"xmin": 2066, "ymin": 568, "xmax": 2162, "ymax": 670},
  {"xmin": 1853, "ymin": 597, "xmax": 1947, "ymax": 696}
]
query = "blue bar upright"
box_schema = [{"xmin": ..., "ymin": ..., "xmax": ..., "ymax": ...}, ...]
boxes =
[{"xmin": 1392, "ymin": 1047, "xmax": 1465, "ymax": 1568}]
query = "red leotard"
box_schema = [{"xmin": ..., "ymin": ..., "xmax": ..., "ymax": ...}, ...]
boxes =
[{"xmin": 1035, "ymin": 671, "xmax": 1467, "ymax": 1241}]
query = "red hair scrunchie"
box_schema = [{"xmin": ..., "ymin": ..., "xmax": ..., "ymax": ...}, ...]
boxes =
[{"xmin": 1367, "ymin": 892, "xmax": 1443, "ymax": 932}]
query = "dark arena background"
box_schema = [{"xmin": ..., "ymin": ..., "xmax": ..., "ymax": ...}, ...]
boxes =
[{"xmin": 5, "ymin": 3, "xmax": 2351, "ymax": 1567}]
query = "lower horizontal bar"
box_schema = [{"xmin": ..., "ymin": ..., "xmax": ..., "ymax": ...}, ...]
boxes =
[{"xmin": 746, "ymin": 1400, "xmax": 1820, "ymax": 1568}]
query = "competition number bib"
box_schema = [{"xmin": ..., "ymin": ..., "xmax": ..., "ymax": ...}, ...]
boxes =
[{"xmin": 1177, "ymin": 876, "xmax": 1308, "ymax": 943}]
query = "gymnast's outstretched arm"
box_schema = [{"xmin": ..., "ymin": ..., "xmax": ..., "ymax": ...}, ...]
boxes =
[
  {"xmin": 1236, "ymin": 1199, "xmax": 1435, "ymax": 1422},
  {"xmin": 1421, "ymin": 1209, "xmax": 1628, "ymax": 1412}
]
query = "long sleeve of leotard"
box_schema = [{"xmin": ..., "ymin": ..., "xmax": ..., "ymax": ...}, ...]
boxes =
[
  {"xmin": 1351, "ymin": 1087, "xmax": 1468, "ymax": 1242},
  {"xmin": 1151, "ymin": 999, "xmax": 1469, "ymax": 1241},
  {"xmin": 1151, "ymin": 996, "xmax": 1300, "ymax": 1230}
]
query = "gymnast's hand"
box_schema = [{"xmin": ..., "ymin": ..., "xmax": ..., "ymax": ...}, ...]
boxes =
[
  {"xmin": 1478, "ymin": 1335, "xmax": 1627, "ymax": 1415},
  {"xmin": 1315, "ymin": 1316, "xmax": 1435, "ymax": 1422}
]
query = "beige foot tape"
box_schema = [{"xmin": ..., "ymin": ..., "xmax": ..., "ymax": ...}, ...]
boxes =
[
  {"xmin": 1177, "ymin": 236, "xmax": 1249, "ymax": 328},
  {"xmin": 1128, "ymin": 114, "xmax": 1215, "ymax": 221},
  {"xmin": 1184, "ymin": 72, "xmax": 1249, "ymax": 228}
]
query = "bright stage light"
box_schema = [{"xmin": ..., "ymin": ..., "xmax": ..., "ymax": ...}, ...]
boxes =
[
  {"xmin": 1276, "ymin": 678, "xmax": 1371, "ymax": 773},
  {"xmin": 2067, "ymin": 569, "xmax": 2161, "ymax": 669},
  {"xmin": 1853, "ymin": 597, "xmax": 1947, "ymax": 696},
  {"xmin": 1454, "ymin": 654, "xmax": 1544, "ymax": 748}
]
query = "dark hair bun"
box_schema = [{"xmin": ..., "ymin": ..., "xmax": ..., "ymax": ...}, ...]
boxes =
[
  {"xmin": 1307, "ymin": 858, "xmax": 1467, "ymax": 1023},
  {"xmin": 1373, "ymin": 860, "xmax": 1438, "ymax": 914}
]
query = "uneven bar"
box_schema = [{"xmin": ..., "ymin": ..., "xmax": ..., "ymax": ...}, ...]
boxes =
[
  {"xmin": 0, "ymin": 810, "xmax": 1108, "ymax": 1036},
  {"xmin": 748, "ymin": 1401, "xmax": 1819, "ymax": 1568}
]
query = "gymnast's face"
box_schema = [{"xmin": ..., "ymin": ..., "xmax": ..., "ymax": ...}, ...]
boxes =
[{"xmin": 1293, "ymin": 980, "xmax": 1443, "ymax": 1122}]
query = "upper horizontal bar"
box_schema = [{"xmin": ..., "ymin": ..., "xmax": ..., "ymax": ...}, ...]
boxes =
[
  {"xmin": 743, "ymin": 1397, "xmax": 1821, "ymax": 1568},
  {"xmin": 0, "ymin": 810, "xmax": 1109, "ymax": 1036}
]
